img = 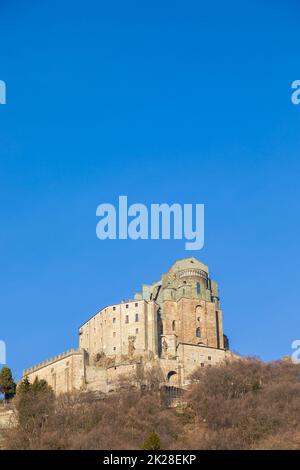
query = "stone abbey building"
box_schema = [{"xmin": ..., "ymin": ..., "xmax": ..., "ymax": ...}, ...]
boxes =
[{"xmin": 23, "ymin": 258, "xmax": 235, "ymax": 394}]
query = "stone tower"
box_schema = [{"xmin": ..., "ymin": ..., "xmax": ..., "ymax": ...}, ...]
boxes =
[{"xmin": 134, "ymin": 257, "xmax": 225, "ymax": 359}]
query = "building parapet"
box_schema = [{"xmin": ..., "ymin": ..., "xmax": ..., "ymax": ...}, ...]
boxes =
[
  {"xmin": 78, "ymin": 298, "xmax": 148, "ymax": 329},
  {"xmin": 23, "ymin": 348, "xmax": 82, "ymax": 376},
  {"xmin": 177, "ymin": 268, "xmax": 208, "ymax": 279}
]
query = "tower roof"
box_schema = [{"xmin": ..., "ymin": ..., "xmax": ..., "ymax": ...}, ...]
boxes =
[{"xmin": 167, "ymin": 257, "xmax": 209, "ymax": 275}]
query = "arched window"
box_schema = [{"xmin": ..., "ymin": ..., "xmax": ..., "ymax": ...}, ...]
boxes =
[
  {"xmin": 172, "ymin": 320, "xmax": 176, "ymax": 332},
  {"xmin": 196, "ymin": 282, "xmax": 201, "ymax": 295},
  {"xmin": 196, "ymin": 327, "xmax": 201, "ymax": 338}
]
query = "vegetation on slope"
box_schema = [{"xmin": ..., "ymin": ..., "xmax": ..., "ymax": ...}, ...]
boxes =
[{"xmin": 3, "ymin": 359, "xmax": 300, "ymax": 450}]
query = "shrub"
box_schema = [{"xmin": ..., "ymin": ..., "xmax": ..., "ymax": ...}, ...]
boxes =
[
  {"xmin": 4, "ymin": 359, "xmax": 300, "ymax": 450},
  {"xmin": 142, "ymin": 432, "xmax": 161, "ymax": 450}
]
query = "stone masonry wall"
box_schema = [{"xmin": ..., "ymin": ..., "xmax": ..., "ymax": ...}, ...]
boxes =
[
  {"xmin": 79, "ymin": 299, "xmax": 158, "ymax": 362},
  {"xmin": 24, "ymin": 350, "xmax": 86, "ymax": 394},
  {"xmin": 163, "ymin": 298, "xmax": 224, "ymax": 349}
]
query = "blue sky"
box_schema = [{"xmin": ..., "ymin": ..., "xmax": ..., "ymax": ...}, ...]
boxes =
[{"xmin": 0, "ymin": 0, "xmax": 300, "ymax": 380}]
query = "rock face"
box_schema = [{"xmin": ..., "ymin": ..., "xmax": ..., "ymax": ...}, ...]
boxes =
[
  {"xmin": 23, "ymin": 258, "xmax": 237, "ymax": 394},
  {"xmin": 0, "ymin": 407, "xmax": 17, "ymax": 448}
]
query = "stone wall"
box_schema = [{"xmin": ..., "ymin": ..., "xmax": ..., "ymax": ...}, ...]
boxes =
[
  {"xmin": 79, "ymin": 299, "xmax": 158, "ymax": 361},
  {"xmin": 24, "ymin": 349, "xmax": 86, "ymax": 394},
  {"xmin": 177, "ymin": 343, "xmax": 234, "ymax": 385},
  {"xmin": 0, "ymin": 407, "xmax": 17, "ymax": 448},
  {"xmin": 163, "ymin": 298, "xmax": 224, "ymax": 350},
  {"xmin": 158, "ymin": 344, "xmax": 232, "ymax": 388}
]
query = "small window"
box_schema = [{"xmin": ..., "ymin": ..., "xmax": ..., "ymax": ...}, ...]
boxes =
[
  {"xmin": 135, "ymin": 328, "xmax": 139, "ymax": 334},
  {"xmin": 201, "ymin": 363, "xmax": 204, "ymax": 367},
  {"xmin": 196, "ymin": 282, "xmax": 201, "ymax": 295},
  {"xmin": 196, "ymin": 327, "xmax": 201, "ymax": 338},
  {"xmin": 197, "ymin": 317, "xmax": 200, "ymax": 322},
  {"xmin": 113, "ymin": 332, "xmax": 116, "ymax": 338},
  {"xmin": 125, "ymin": 315, "xmax": 129, "ymax": 324},
  {"xmin": 172, "ymin": 320, "xmax": 176, "ymax": 332},
  {"xmin": 135, "ymin": 313, "xmax": 139, "ymax": 322},
  {"xmin": 113, "ymin": 317, "xmax": 116, "ymax": 323},
  {"xmin": 113, "ymin": 306, "xmax": 116, "ymax": 311},
  {"xmin": 126, "ymin": 304, "xmax": 129, "ymax": 308},
  {"xmin": 135, "ymin": 303, "xmax": 138, "ymax": 307},
  {"xmin": 208, "ymin": 356, "xmax": 211, "ymax": 360},
  {"xmin": 113, "ymin": 347, "xmax": 116, "ymax": 351}
]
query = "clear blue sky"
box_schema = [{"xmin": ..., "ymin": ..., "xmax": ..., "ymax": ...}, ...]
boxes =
[{"xmin": 1, "ymin": 0, "xmax": 300, "ymax": 380}]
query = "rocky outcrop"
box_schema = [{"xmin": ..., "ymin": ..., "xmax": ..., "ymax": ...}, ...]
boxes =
[{"xmin": 0, "ymin": 407, "xmax": 17, "ymax": 448}]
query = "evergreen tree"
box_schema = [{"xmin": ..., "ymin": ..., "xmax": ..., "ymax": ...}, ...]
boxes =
[
  {"xmin": 0, "ymin": 367, "xmax": 16, "ymax": 400},
  {"xmin": 32, "ymin": 377, "xmax": 53, "ymax": 394},
  {"xmin": 16, "ymin": 376, "xmax": 31, "ymax": 395},
  {"xmin": 142, "ymin": 431, "xmax": 161, "ymax": 450},
  {"xmin": 16, "ymin": 376, "xmax": 54, "ymax": 430}
]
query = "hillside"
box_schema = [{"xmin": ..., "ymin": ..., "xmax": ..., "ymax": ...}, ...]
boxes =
[{"xmin": 2, "ymin": 358, "xmax": 300, "ymax": 450}]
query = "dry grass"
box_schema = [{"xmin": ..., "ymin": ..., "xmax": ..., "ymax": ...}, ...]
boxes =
[{"xmin": 3, "ymin": 359, "xmax": 300, "ymax": 450}]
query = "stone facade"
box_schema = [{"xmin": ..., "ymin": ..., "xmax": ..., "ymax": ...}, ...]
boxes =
[
  {"xmin": 79, "ymin": 299, "xmax": 158, "ymax": 362},
  {"xmin": 23, "ymin": 349, "xmax": 86, "ymax": 394},
  {"xmin": 23, "ymin": 257, "xmax": 235, "ymax": 394}
]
